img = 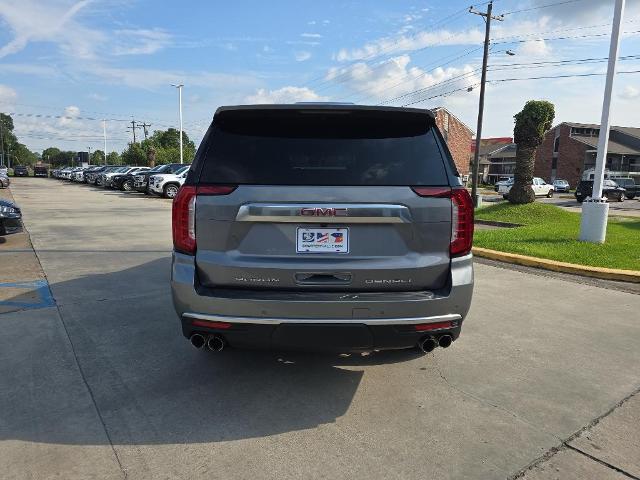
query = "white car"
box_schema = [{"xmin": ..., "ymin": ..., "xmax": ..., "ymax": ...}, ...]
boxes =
[
  {"xmin": 0, "ymin": 166, "xmax": 7, "ymax": 176},
  {"xmin": 499, "ymin": 177, "xmax": 554, "ymax": 198},
  {"xmin": 148, "ymin": 165, "xmax": 190, "ymax": 198}
]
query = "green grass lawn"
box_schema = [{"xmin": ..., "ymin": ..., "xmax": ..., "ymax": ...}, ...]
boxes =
[{"xmin": 475, "ymin": 202, "xmax": 640, "ymax": 271}]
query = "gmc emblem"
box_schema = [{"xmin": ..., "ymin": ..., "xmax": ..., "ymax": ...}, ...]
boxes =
[{"xmin": 300, "ymin": 207, "xmax": 348, "ymax": 217}]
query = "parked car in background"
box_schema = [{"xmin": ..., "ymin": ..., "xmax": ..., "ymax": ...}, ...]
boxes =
[
  {"xmin": 133, "ymin": 163, "xmax": 184, "ymax": 194},
  {"xmin": 148, "ymin": 165, "xmax": 189, "ymax": 198},
  {"xmin": 171, "ymin": 104, "xmax": 474, "ymax": 355},
  {"xmin": 494, "ymin": 177, "xmax": 513, "ymax": 192},
  {"xmin": 0, "ymin": 198, "xmax": 22, "ymax": 235},
  {"xmin": 70, "ymin": 167, "xmax": 89, "ymax": 182},
  {"xmin": 499, "ymin": 177, "xmax": 554, "ymax": 198},
  {"xmin": 95, "ymin": 166, "xmax": 122, "ymax": 186},
  {"xmin": 612, "ymin": 178, "xmax": 638, "ymax": 199},
  {"xmin": 0, "ymin": 166, "xmax": 7, "ymax": 176},
  {"xmin": 553, "ymin": 179, "xmax": 570, "ymax": 193},
  {"xmin": 84, "ymin": 165, "xmax": 112, "ymax": 185},
  {"xmin": 110, "ymin": 167, "xmax": 150, "ymax": 190},
  {"xmin": 575, "ymin": 179, "xmax": 626, "ymax": 203},
  {"xmin": 34, "ymin": 166, "xmax": 48, "ymax": 178},
  {"xmin": 0, "ymin": 174, "xmax": 9, "ymax": 188},
  {"xmin": 13, "ymin": 165, "xmax": 29, "ymax": 177}
]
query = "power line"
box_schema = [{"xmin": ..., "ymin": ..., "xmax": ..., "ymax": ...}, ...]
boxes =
[
  {"xmin": 500, "ymin": 0, "xmax": 583, "ymax": 16},
  {"xmin": 398, "ymin": 69, "xmax": 640, "ymax": 108}
]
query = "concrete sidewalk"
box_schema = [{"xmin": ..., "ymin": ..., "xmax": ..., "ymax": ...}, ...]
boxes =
[{"xmin": 2, "ymin": 177, "xmax": 640, "ymax": 480}]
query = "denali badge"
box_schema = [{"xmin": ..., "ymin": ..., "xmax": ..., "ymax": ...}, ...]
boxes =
[
  {"xmin": 365, "ymin": 279, "xmax": 413, "ymax": 284},
  {"xmin": 234, "ymin": 276, "xmax": 280, "ymax": 283},
  {"xmin": 300, "ymin": 207, "xmax": 348, "ymax": 217}
]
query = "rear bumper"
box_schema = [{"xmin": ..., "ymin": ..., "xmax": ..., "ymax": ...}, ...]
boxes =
[{"xmin": 171, "ymin": 252, "xmax": 474, "ymax": 351}]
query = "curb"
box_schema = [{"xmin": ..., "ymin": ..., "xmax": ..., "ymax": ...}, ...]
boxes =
[{"xmin": 473, "ymin": 247, "xmax": 640, "ymax": 283}]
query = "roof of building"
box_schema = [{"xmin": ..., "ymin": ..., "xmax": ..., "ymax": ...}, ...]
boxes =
[
  {"xmin": 559, "ymin": 122, "xmax": 640, "ymax": 138},
  {"xmin": 474, "ymin": 137, "xmax": 514, "ymax": 156},
  {"xmin": 431, "ymin": 106, "xmax": 474, "ymax": 135},
  {"xmin": 571, "ymin": 136, "xmax": 640, "ymax": 155}
]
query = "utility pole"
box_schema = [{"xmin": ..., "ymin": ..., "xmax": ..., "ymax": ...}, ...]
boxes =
[
  {"xmin": 0, "ymin": 119, "xmax": 4, "ymax": 167},
  {"xmin": 579, "ymin": 0, "xmax": 626, "ymax": 243},
  {"xmin": 171, "ymin": 84, "xmax": 184, "ymax": 164},
  {"xmin": 103, "ymin": 120, "xmax": 107, "ymax": 165},
  {"xmin": 140, "ymin": 122, "xmax": 152, "ymax": 141},
  {"xmin": 469, "ymin": 1, "xmax": 503, "ymax": 206},
  {"xmin": 127, "ymin": 118, "xmax": 141, "ymax": 143}
]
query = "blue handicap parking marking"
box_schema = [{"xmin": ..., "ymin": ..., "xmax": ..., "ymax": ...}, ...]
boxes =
[{"xmin": 0, "ymin": 280, "xmax": 56, "ymax": 310}]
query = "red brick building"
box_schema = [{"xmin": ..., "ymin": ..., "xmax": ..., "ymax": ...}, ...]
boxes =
[
  {"xmin": 535, "ymin": 122, "xmax": 640, "ymax": 188},
  {"xmin": 431, "ymin": 107, "xmax": 473, "ymax": 177}
]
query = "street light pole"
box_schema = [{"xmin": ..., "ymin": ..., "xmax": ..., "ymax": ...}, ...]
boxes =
[
  {"xmin": 579, "ymin": 0, "xmax": 626, "ymax": 243},
  {"xmin": 171, "ymin": 84, "xmax": 184, "ymax": 164},
  {"xmin": 469, "ymin": 1, "xmax": 504, "ymax": 207},
  {"xmin": 103, "ymin": 120, "xmax": 107, "ymax": 165}
]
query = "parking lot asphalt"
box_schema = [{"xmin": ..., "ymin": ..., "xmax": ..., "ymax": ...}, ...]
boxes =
[{"xmin": 2, "ymin": 177, "xmax": 640, "ymax": 480}]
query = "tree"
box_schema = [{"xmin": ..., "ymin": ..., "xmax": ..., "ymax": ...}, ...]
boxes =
[
  {"xmin": 106, "ymin": 151, "xmax": 121, "ymax": 165},
  {"xmin": 42, "ymin": 147, "xmax": 62, "ymax": 164},
  {"xmin": 508, "ymin": 100, "xmax": 555, "ymax": 204},
  {"xmin": 90, "ymin": 149, "xmax": 105, "ymax": 165},
  {"xmin": 121, "ymin": 143, "xmax": 146, "ymax": 165}
]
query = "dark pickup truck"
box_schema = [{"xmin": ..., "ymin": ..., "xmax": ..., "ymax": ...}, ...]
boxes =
[
  {"xmin": 613, "ymin": 178, "xmax": 638, "ymax": 199},
  {"xmin": 133, "ymin": 163, "xmax": 184, "ymax": 194}
]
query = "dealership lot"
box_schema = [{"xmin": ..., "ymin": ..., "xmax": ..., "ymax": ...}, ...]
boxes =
[{"xmin": 2, "ymin": 177, "xmax": 640, "ymax": 479}]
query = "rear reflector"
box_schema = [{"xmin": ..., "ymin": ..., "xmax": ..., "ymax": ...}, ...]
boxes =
[
  {"xmin": 172, "ymin": 184, "xmax": 237, "ymax": 255},
  {"xmin": 191, "ymin": 319, "xmax": 233, "ymax": 329},
  {"xmin": 414, "ymin": 321, "xmax": 455, "ymax": 331},
  {"xmin": 411, "ymin": 186, "xmax": 474, "ymax": 257}
]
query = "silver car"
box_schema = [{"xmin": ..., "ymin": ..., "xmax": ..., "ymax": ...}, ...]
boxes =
[{"xmin": 171, "ymin": 104, "xmax": 474, "ymax": 355}]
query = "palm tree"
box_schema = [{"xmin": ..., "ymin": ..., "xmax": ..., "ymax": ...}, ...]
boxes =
[{"xmin": 508, "ymin": 100, "xmax": 555, "ymax": 204}]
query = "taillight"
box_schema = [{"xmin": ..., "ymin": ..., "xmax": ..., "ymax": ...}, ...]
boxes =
[
  {"xmin": 411, "ymin": 186, "xmax": 474, "ymax": 257},
  {"xmin": 449, "ymin": 187, "xmax": 474, "ymax": 257},
  {"xmin": 172, "ymin": 185, "xmax": 237, "ymax": 255}
]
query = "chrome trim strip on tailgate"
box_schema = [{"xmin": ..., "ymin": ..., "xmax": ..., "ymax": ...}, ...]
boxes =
[
  {"xmin": 235, "ymin": 203, "xmax": 412, "ymax": 223},
  {"xmin": 182, "ymin": 312, "xmax": 461, "ymax": 326}
]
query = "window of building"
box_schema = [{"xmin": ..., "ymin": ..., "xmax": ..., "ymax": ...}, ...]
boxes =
[
  {"xmin": 553, "ymin": 137, "xmax": 560, "ymax": 153},
  {"xmin": 551, "ymin": 158, "xmax": 557, "ymax": 169}
]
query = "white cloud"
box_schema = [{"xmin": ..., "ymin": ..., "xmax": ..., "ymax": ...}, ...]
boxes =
[
  {"xmin": 112, "ymin": 28, "xmax": 172, "ymax": 56},
  {"xmin": 244, "ymin": 86, "xmax": 328, "ymax": 104},
  {"xmin": 326, "ymin": 54, "xmax": 480, "ymax": 102},
  {"xmin": 301, "ymin": 33, "xmax": 322, "ymax": 39},
  {"xmin": 59, "ymin": 105, "xmax": 80, "ymax": 126},
  {"xmin": 517, "ymin": 39, "xmax": 552, "ymax": 57},
  {"xmin": 0, "ymin": 84, "xmax": 18, "ymax": 105},
  {"xmin": 307, "ymin": 20, "xmax": 316, "ymax": 25},
  {"xmin": 334, "ymin": 18, "xmax": 560, "ymax": 62},
  {"xmin": 620, "ymin": 85, "xmax": 640, "ymax": 99},
  {"xmin": 295, "ymin": 51, "xmax": 312, "ymax": 62},
  {"xmin": 0, "ymin": 0, "xmax": 102, "ymax": 60}
]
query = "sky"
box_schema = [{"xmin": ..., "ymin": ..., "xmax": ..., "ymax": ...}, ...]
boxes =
[{"xmin": 0, "ymin": 0, "xmax": 639, "ymax": 154}]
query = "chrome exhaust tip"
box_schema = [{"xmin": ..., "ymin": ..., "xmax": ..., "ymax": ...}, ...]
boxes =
[
  {"xmin": 206, "ymin": 335, "xmax": 225, "ymax": 352},
  {"xmin": 419, "ymin": 336, "xmax": 438, "ymax": 353},
  {"xmin": 190, "ymin": 333, "xmax": 206, "ymax": 349},
  {"xmin": 438, "ymin": 335, "xmax": 453, "ymax": 349}
]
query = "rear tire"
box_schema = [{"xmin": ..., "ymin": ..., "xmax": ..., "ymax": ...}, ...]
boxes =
[
  {"xmin": 619, "ymin": 193, "xmax": 624, "ymax": 202},
  {"xmin": 547, "ymin": 189, "xmax": 554, "ymax": 198},
  {"xmin": 164, "ymin": 183, "xmax": 179, "ymax": 199}
]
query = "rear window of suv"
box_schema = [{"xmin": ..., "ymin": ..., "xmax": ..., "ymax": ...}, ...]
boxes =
[{"xmin": 198, "ymin": 108, "xmax": 450, "ymax": 186}]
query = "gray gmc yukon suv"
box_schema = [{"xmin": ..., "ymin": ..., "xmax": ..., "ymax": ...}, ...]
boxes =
[{"xmin": 171, "ymin": 104, "xmax": 474, "ymax": 354}]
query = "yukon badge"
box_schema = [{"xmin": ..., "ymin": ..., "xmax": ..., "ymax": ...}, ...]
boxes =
[{"xmin": 300, "ymin": 207, "xmax": 348, "ymax": 217}]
